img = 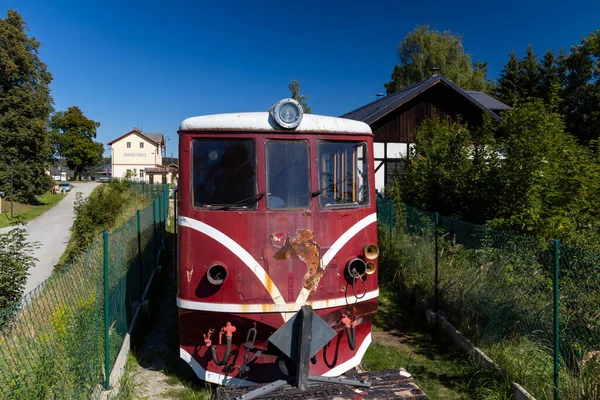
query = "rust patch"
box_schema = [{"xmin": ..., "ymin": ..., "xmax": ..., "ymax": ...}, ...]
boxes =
[
  {"xmin": 302, "ymin": 211, "xmax": 312, "ymax": 217},
  {"xmin": 273, "ymin": 230, "xmax": 323, "ymax": 292},
  {"xmin": 186, "ymin": 268, "xmax": 193, "ymax": 283}
]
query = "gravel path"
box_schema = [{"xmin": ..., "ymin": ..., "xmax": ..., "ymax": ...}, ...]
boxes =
[{"xmin": 0, "ymin": 182, "xmax": 100, "ymax": 294}]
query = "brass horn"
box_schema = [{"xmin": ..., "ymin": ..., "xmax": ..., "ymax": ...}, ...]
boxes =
[
  {"xmin": 366, "ymin": 261, "xmax": 376, "ymax": 275},
  {"xmin": 364, "ymin": 244, "xmax": 379, "ymax": 260}
]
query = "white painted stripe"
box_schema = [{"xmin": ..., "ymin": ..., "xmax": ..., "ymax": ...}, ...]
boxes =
[
  {"xmin": 177, "ymin": 289, "xmax": 379, "ymax": 313},
  {"xmin": 322, "ymin": 213, "xmax": 377, "ymax": 267},
  {"xmin": 295, "ymin": 213, "xmax": 377, "ymax": 305},
  {"xmin": 180, "ymin": 348, "xmax": 255, "ymax": 387},
  {"xmin": 322, "ymin": 332, "xmax": 372, "ymax": 377},
  {"xmin": 178, "ymin": 216, "xmax": 285, "ymax": 305}
]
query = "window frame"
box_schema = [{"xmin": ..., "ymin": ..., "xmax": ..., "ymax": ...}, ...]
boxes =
[
  {"xmin": 264, "ymin": 139, "xmax": 311, "ymax": 211},
  {"xmin": 191, "ymin": 138, "xmax": 258, "ymax": 211},
  {"xmin": 126, "ymin": 142, "xmax": 131, "ymax": 148},
  {"xmin": 317, "ymin": 140, "xmax": 370, "ymax": 210},
  {"xmin": 140, "ymin": 142, "xmax": 144, "ymax": 148}
]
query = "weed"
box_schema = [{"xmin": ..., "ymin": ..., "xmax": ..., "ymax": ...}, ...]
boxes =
[{"xmin": 113, "ymin": 353, "xmax": 145, "ymax": 400}]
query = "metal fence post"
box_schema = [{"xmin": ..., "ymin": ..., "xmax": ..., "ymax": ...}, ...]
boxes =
[
  {"xmin": 153, "ymin": 199, "xmax": 157, "ymax": 266},
  {"xmin": 103, "ymin": 231, "xmax": 110, "ymax": 390},
  {"xmin": 435, "ymin": 212, "xmax": 439, "ymax": 314},
  {"xmin": 553, "ymin": 239, "xmax": 560, "ymax": 400},
  {"xmin": 137, "ymin": 209, "xmax": 142, "ymax": 301},
  {"xmin": 388, "ymin": 202, "xmax": 393, "ymax": 243}
]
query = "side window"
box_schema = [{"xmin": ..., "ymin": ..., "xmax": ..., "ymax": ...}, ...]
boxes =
[
  {"xmin": 266, "ymin": 140, "xmax": 309, "ymax": 210},
  {"xmin": 140, "ymin": 142, "xmax": 144, "ymax": 148},
  {"xmin": 192, "ymin": 139, "xmax": 257, "ymax": 209},
  {"xmin": 318, "ymin": 141, "xmax": 369, "ymax": 208},
  {"xmin": 126, "ymin": 142, "xmax": 131, "ymax": 148}
]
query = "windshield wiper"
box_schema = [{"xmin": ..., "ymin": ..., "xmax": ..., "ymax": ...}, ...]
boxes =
[{"xmin": 212, "ymin": 192, "xmax": 265, "ymax": 210}]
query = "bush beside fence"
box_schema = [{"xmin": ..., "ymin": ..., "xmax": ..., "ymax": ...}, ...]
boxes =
[
  {"xmin": 377, "ymin": 195, "xmax": 600, "ymax": 400},
  {"xmin": 0, "ymin": 182, "xmax": 169, "ymax": 399}
]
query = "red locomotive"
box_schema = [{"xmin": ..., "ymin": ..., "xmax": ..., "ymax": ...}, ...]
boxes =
[{"xmin": 176, "ymin": 98, "xmax": 379, "ymax": 386}]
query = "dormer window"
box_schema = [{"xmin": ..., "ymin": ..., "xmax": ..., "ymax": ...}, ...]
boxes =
[
  {"xmin": 140, "ymin": 142, "xmax": 144, "ymax": 149},
  {"xmin": 127, "ymin": 142, "xmax": 131, "ymax": 148}
]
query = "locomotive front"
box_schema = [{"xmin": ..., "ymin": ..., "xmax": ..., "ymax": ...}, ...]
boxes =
[{"xmin": 176, "ymin": 99, "xmax": 379, "ymax": 385}]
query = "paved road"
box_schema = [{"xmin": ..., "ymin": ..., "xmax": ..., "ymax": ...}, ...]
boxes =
[{"xmin": 0, "ymin": 182, "xmax": 100, "ymax": 294}]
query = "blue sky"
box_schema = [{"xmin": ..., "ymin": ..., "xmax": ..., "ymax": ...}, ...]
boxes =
[{"xmin": 7, "ymin": 0, "xmax": 600, "ymax": 157}]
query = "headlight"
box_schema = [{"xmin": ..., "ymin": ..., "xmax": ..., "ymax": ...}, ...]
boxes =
[{"xmin": 269, "ymin": 98, "xmax": 303, "ymax": 129}]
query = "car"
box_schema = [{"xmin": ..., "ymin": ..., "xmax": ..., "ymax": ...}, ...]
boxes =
[{"xmin": 59, "ymin": 183, "xmax": 72, "ymax": 193}]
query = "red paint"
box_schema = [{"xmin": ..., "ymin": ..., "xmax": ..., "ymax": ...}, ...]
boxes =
[{"xmin": 177, "ymin": 129, "xmax": 378, "ymax": 384}]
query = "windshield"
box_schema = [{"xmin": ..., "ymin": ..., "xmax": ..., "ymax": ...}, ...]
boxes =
[
  {"xmin": 192, "ymin": 139, "xmax": 257, "ymax": 209},
  {"xmin": 266, "ymin": 140, "xmax": 309, "ymax": 210},
  {"xmin": 317, "ymin": 141, "xmax": 369, "ymax": 208}
]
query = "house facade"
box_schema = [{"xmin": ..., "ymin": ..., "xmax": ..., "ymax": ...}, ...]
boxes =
[
  {"xmin": 341, "ymin": 74, "xmax": 510, "ymax": 193},
  {"xmin": 108, "ymin": 128, "xmax": 173, "ymax": 184}
]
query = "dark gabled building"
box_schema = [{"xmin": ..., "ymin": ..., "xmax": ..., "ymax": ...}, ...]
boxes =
[{"xmin": 341, "ymin": 74, "xmax": 510, "ymax": 192}]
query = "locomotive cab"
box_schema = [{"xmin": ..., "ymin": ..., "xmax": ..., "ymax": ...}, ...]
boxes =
[{"xmin": 176, "ymin": 99, "xmax": 379, "ymax": 386}]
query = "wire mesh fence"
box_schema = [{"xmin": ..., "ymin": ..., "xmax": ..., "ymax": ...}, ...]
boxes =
[
  {"xmin": 377, "ymin": 196, "xmax": 600, "ymax": 400},
  {"xmin": 0, "ymin": 182, "xmax": 169, "ymax": 399}
]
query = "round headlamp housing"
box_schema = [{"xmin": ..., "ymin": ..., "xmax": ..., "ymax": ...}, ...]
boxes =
[{"xmin": 269, "ymin": 98, "xmax": 303, "ymax": 130}]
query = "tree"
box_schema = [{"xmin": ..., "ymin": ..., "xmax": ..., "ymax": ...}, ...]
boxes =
[
  {"xmin": 496, "ymin": 51, "xmax": 520, "ymax": 106},
  {"xmin": 560, "ymin": 30, "xmax": 600, "ymax": 145},
  {"xmin": 492, "ymin": 101, "xmax": 600, "ymax": 243},
  {"xmin": 517, "ymin": 45, "xmax": 541, "ymax": 100},
  {"xmin": 384, "ymin": 25, "xmax": 488, "ymax": 94},
  {"xmin": 400, "ymin": 115, "xmax": 499, "ymax": 222},
  {"xmin": 0, "ymin": 10, "xmax": 54, "ymax": 202},
  {"xmin": 0, "ymin": 224, "xmax": 38, "ymax": 312},
  {"xmin": 50, "ymin": 106, "xmax": 104, "ymax": 180},
  {"xmin": 537, "ymin": 50, "xmax": 564, "ymax": 110},
  {"xmin": 288, "ymin": 79, "xmax": 312, "ymax": 113}
]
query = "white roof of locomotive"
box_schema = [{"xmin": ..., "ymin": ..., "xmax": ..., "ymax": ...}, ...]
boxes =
[{"xmin": 178, "ymin": 112, "xmax": 372, "ymax": 135}]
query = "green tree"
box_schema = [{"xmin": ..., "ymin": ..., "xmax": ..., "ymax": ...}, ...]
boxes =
[
  {"xmin": 384, "ymin": 25, "xmax": 488, "ymax": 94},
  {"xmin": 0, "ymin": 224, "xmax": 38, "ymax": 312},
  {"xmin": 0, "ymin": 10, "xmax": 54, "ymax": 202},
  {"xmin": 537, "ymin": 50, "xmax": 564, "ymax": 110},
  {"xmin": 492, "ymin": 101, "xmax": 600, "ymax": 242},
  {"xmin": 517, "ymin": 45, "xmax": 541, "ymax": 100},
  {"xmin": 50, "ymin": 106, "xmax": 103, "ymax": 180},
  {"xmin": 560, "ymin": 30, "xmax": 600, "ymax": 144},
  {"xmin": 400, "ymin": 115, "xmax": 499, "ymax": 221},
  {"xmin": 496, "ymin": 51, "xmax": 521, "ymax": 106},
  {"xmin": 288, "ymin": 79, "xmax": 312, "ymax": 113}
]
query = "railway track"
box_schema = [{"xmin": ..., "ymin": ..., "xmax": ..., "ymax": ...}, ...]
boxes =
[{"xmin": 216, "ymin": 369, "xmax": 426, "ymax": 400}]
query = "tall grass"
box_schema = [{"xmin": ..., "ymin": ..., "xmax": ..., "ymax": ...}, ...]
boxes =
[{"xmin": 378, "ymin": 200, "xmax": 600, "ymax": 399}]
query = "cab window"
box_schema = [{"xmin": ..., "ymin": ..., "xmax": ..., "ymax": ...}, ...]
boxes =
[
  {"xmin": 266, "ymin": 140, "xmax": 309, "ymax": 210},
  {"xmin": 192, "ymin": 139, "xmax": 257, "ymax": 209},
  {"xmin": 318, "ymin": 141, "xmax": 368, "ymax": 208}
]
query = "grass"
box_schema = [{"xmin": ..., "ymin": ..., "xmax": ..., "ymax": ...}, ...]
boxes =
[
  {"xmin": 0, "ymin": 191, "xmax": 65, "ymax": 228},
  {"xmin": 361, "ymin": 290, "xmax": 513, "ymax": 399},
  {"xmin": 0, "ymin": 183, "xmax": 167, "ymax": 399},
  {"xmin": 113, "ymin": 353, "xmax": 146, "ymax": 400}
]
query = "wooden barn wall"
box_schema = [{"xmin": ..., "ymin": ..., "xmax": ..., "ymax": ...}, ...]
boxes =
[{"xmin": 371, "ymin": 83, "xmax": 485, "ymax": 143}]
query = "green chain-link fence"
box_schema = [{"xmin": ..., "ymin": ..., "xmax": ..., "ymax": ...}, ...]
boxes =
[
  {"xmin": 377, "ymin": 196, "xmax": 600, "ymax": 400},
  {"xmin": 0, "ymin": 182, "xmax": 169, "ymax": 399}
]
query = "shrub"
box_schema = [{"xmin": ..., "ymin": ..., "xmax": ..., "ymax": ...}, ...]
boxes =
[{"xmin": 0, "ymin": 224, "xmax": 38, "ymax": 312}]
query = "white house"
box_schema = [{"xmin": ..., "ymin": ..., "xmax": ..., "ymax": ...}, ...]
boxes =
[{"xmin": 108, "ymin": 128, "xmax": 173, "ymax": 184}]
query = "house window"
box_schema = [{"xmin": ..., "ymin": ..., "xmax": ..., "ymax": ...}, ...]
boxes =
[
  {"xmin": 140, "ymin": 142, "xmax": 144, "ymax": 148},
  {"xmin": 127, "ymin": 142, "xmax": 131, "ymax": 148},
  {"xmin": 140, "ymin": 170, "xmax": 144, "ymax": 178},
  {"xmin": 385, "ymin": 161, "xmax": 404, "ymax": 188}
]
